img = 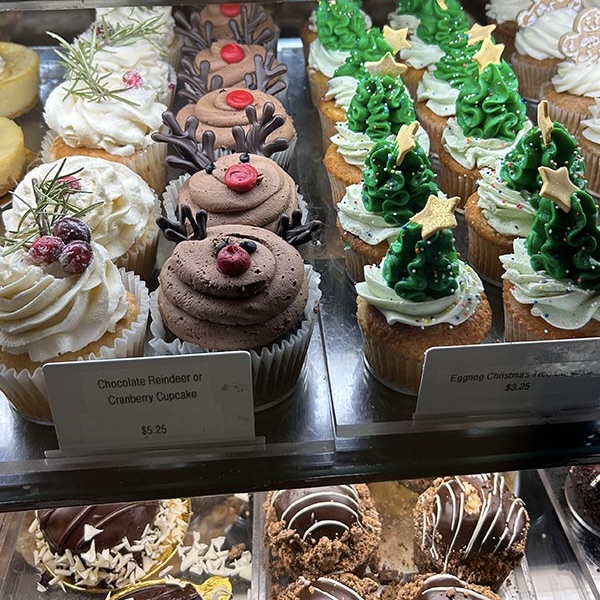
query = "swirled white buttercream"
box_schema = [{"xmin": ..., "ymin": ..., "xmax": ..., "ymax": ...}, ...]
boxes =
[
  {"xmin": 333, "ymin": 121, "xmax": 430, "ymax": 168},
  {"xmin": 581, "ymin": 98, "xmax": 600, "ymax": 143},
  {"xmin": 5, "ymin": 156, "xmax": 157, "ymax": 263},
  {"xmin": 388, "ymin": 11, "xmax": 421, "ymax": 35},
  {"xmin": 486, "ymin": 0, "xmax": 531, "ymax": 24},
  {"xmin": 442, "ymin": 117, "xmax": 532, "ymax": 170},
  {"xmin": 44, "ymin": 82, "xmax": 165, "ymax": 156},
  {"xmin": 308, "ymin": 39, "xmax": 351, "ymax": 77},
  {"xmin": 324, "ymin": 76, "xmax": 358, "ymax": 111},
  {"xmin": 514, "ymin": 8, "xmax": 577, "ymax": 60},
  {"xmin": 356, "ymin": 259, "xmax": 484, "ymax": 326},
  {"xmin": 476, "ymin": 166, "xmax": 536, "ymax": 237},
  {"xmin": 417, "ymin": 70, "xmax": 459, "ymax": 117},
  {"xmin": 0, "ymin": 243, "xmax": 127, "ymax": 362},
  {"xmin": 337, "ymin": 183, "xmax": 401, "ymax": 245},
  {"xmin": 500, "ymin": 238, "xmax": 600, "ymax": 329},
  {"xmin": 95, "ymin": 6, "xmax": 176, "ymax": 49},
  {"xmin": 551, "ymin": 61, "xmax": 600, "ymax": 98},
  {"xmin": 400, "ymin": 36, "xmax": 444, "ymax": 69}
]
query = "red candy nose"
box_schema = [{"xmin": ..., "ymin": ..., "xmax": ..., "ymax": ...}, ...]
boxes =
[
  {"xmin": 224, "ymin": 163, "xmax": 259, "ymax": 192},
  {"xmin": 221, "ymin": 43, "xmax": 245, "ymax": 64},
  {"xmin": 225, "ymin": 89, "xmax": 255, "ymax": 109},
  {"xmin": 220, "ymin": 3, "xmax": 241, "ymax": 17},
  {"xmin": 217, "ymin": 244, "xmax": 251, "ymax": 276}
]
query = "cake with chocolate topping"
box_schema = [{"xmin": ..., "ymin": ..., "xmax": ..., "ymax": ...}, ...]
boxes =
[
  {"xmin": 273, "ymin": 573, "xmax": 380, "ymax": 600},
  {"xmin": 568, "ymin": 465, "xmax": 600, "ymax": 531},
  {"xmin": 31, "ymin": 499, "xmax": 189, "ymax": 590},
  {"xmin": 413, "ymin": 474, "xmax": 529, "ymax": 590},
  {"xmin": 263, "ymin": 484, "xmax": 381, "ymax": 579},
  {"xmin": 382, "ymin": 573, "xmax": 501, "ymax": 600}
]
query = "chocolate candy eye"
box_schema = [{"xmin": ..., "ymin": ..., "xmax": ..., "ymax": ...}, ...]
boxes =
[{"xmin": 240, "ymin": 240, "xmax": 257, "ymax": 254}]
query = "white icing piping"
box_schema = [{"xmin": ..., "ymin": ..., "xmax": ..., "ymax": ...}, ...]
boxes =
[
  {"xmin": 281, "ymin": 492, "xmax": 360, "ymax": 524},
  {"xmin": 317, "ymin": 577, "xmax": 364, "ymax": 600},
  {"xmin": 302, "ymin": 520, "xmax": 350, "ymax": 541}
]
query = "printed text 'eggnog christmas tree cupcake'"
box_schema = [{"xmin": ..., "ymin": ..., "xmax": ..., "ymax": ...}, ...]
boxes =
[
  {"xmin": 501, "ymin": 165, "xmax": 600, "ymax": 340},
  {"xmin": 337, "ymin": 122, "xmax": 439, "ymax": 282},
  {"xmin": 439, "ymin": 38, "xmax": 530, "ymax": 208},
  {"xmin": 541, "ymin": 8, "xmax": 600, "ymax": 135},
  {"xmin": 355, "ymin": 195, "xmax": 492, "ymax": 395}
]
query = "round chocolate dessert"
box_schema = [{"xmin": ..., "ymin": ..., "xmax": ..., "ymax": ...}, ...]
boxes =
[
  {"xmin": 568, "ymin": 465, "xmax": 600, "ymax": 532},
  {"xmin": 383, "ymin": 573, "xmax": 501, "ymax": 600},
  {"xmin": 275, "ymin": 573, "xmax": 379, "ymax": 600},
  {"xmin": 264, "ymin": 484, "xmax": 381, "ymax": 579},
  {"xmin": 413, "ymin": 474, "xmax": 529, "ymax": 590}
]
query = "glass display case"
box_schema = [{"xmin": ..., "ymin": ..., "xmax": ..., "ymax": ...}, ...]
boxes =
[{"xmin": 1, "ymin": 1, "xmax": 600, "ymax": 599}]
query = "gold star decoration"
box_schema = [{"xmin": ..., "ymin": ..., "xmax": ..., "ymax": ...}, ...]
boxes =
[
  {"xmin": 436, "ymin": 0, "xmax": 448, "ymax": 9},
  {"xmin": 473, "ymin": 37, "xmax": 505, "ymax": 73},
  {"xmin": 395, "ymin": 121, "xmax": 419, "ymax": 165},
  {"xmin": 383, "ymin": 26, "xmax": 412, "ymax": 54},
  {"xmin": 467, "ymin": 23, "xmax": 496, "ymax": 46},
  {"xmin": 410, "ymin": 195, "xmax": 460, "ymax": 239},
  {"xmin": 364, "ymin": 52, "xmax": 408, "ymax": 78},
  {"xmin": 538, "ymin": 166, "xmax": 578, "ymax": 212},
  {"xmin": 537, "ymin": 100, "xmax": 554, "ymax": 146}
]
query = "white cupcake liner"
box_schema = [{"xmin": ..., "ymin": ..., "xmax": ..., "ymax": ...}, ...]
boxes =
[
  {"xmin": 41, "ymin": 130, "xmax": 169, "ymax": 195},
  {"xmin": 148, "ymin": 265, "xmax": 321, "ymax": 411},
  {"xmin": 0, "ymin": 270, "xmax": 150, "ymax": 424}
]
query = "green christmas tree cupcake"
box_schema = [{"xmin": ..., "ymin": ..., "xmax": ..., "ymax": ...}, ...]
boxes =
[
  {"xmin": 336, "ymin": 122, "xmax": 439, "ymax": 281},
  {"xmin": 355, "ymin": 194, "xmax": 492, "ymax": 394},
  {"xmin": 501, "ymin": 165, "xmax": 600, "ymax": 340},
  {"xmin": 439, "ymin": 38, "xmax": 530, "ymax": 207}
]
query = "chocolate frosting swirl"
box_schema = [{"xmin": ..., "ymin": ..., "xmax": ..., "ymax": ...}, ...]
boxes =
[
  {"xmin": 413, "ymin": 574, "xmax": 492, "ymax": 599},
  {"xmin": 298, "ymin": 577, "xmax": 366, "ymax": 600},
  {"xmin": 158, "ymin": 224, "xmax": 308, "ymax": 350},
  {"xmin": 177, "ymin": 153, "xmax": 298, "ymax": 231},
  {"xmin": 38, "ymin": 501, "xmax": 160, "ymax": 554},
  {"xmin": 270, "ymin": 485, "xmax": 361, "ymax": 542}
]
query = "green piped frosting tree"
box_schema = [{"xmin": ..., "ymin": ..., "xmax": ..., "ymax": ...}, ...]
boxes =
[
  {"xmin": 361, "ymin": 137, "xmax": 438, "ymax": 226},
  {"xmin": 416, "ymin": 0, "xmax": 469, "ymax": 50},
  {"xmin": 456, "ymin": 60, "xmax": 526, "ymax": 142},
  {"xmin": 316, "ymin": 0, "xmax": 368, "ymax": 52},
  {"xmin": 433, "ymin": 32, "xmax": 482, "ymax": 88},
  {"xmin": 346, "ymin": 73, "xmax": 415, "ymax": 140},
  {"xmin": 333, "ymin": 28, "xmax": 392, "ymax": 79}
]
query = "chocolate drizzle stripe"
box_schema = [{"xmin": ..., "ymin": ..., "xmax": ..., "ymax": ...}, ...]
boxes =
[
  {"xmin": 315, "ymin": 578, "xmax": 365, "ymax": 600},
  {"xmin": 280, "ymin": 492, "xmax": 360, "ymax": 524},
  {"xmin": 302, "ymin": 520, "xmax": 351, "ymax": 542}
]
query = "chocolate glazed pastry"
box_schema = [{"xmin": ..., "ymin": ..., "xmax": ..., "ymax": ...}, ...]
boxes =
[
  {"xmin": 274, "ymin": 573, "xmax": 380, "ymax": 600},
  {"xmin": 264, "ymin": 484, "xmax": 382, "ymax": 579},
  {"xmin": 384, "ymin": 573, "xmax": 501, "ymax": 600},
  {"xmin": 413, "ymin": 474, "xmax": 529, "ymax": 590}
]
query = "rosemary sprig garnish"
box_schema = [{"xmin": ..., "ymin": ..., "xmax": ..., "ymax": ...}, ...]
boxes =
[
  {"xmin": 95, "ymin": 15, "xmax": 165, "ymax": 56},
  {"xmin": 47, "ymin": 29, "xmax": 139, "ymax": 107},
  {"xmin": 1, "ymin": 159, "xmax": 102, "ymax": 256}
]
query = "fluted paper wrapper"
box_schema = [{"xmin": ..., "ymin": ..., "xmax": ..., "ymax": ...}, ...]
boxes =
[
  {"xmin": 511, "ymin": 53, "xmax": 559, "ymax": 102},
  {"xmin": 502, "ymin": 303, "xmax": 537, "ymax": 343},
  {"xmin": 318, "ymin": 111, "xmax": 340, "ymax": 153},
  {"xmin": 325, "ymin": 169, "xmax": 350, "ymax": 205},
  {"xmin": 343, "ymin": 246, "xmax": 375, "ymax": 284},
  {"xmin": 579, "ymin": 140, "xmax": 600, "ymax": 197},
  {"xmin": 438, "ymin": 159, "xmax": 479, "ymax": 210},
  {"xmin": 148, "ymin": 266, "xmax": 321, "ymax": 411},
  {"xmin": 467, "ymin": 224, "xmax": 505, "ymax": 286},
  {"xmin": 307, "ymin": 68, "xmax": 330, "ymax": 108},
  {"xmin": 0, "ymin": 270, "xmax": 150, "ymax": 424}
]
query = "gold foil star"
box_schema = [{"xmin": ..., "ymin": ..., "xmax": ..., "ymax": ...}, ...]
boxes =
[
  {"xmin": 539, "ymin": 166, "xmax": 578, "ymax": 212},
  {"xmin": 436, "ymin": 0, "xmax": 448, "ymax": 9},
  {"xmin": 467, "ymin": 23, "xmax": 497, "ymax": 46},
  {"xmin": 410, "ymin": 195, "xmax": 460, "ymax": 239},
  {"xmin": 395, "ymin": 121, "xmax": 419, "ymax": 165},
  {"xmin": 473, "ymin": 37, "xmax": 505, "ymax": 73},
  {"xmin": 364, "ymin": 52, "xmax": 408, "ymax": 78},
  {"xmin": 537, "ymin": 100, "xmax": 554, "ymax": 146},
  {"xmin": 383, "ymin": 26, "xmax": 412, "ymax": 54}
]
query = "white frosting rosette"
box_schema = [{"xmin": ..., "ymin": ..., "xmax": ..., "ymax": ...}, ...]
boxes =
[
  {"xmin": 581, "ymin": 99, "xmax": 600, "ymax": 143},
  {"xmin": 417, "ymin": 70, "xmax": 459, "ymax": 117},
  {"xmin": 501, "ymin": 238, "xmax": 600, "ymax": 330},
  {"xmin": 324, "ymin": 75, "xmax": 358, "ymax": 112},
  {"xmin": 308, "ymin": 39, "xmax": 351, "ymax": 78},
  {"xmin": 551, "ymin": 61, "xmax": 600, "ymax": 98},
  {"xmin": 387, "ymin": 11, "xmax": 420, "ymax": 35},
  {"xmin": 486, "ymin": 0, "xmax": 532, "ymax": 23},
  {"xmin": 399, "ymin": 36, "xmax": 445, "ymax": 70}
]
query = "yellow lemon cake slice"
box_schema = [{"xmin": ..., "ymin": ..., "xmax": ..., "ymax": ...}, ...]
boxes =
[{"xmin": 0, "ymin": 42, "xmax": 40, "ymax": 118}]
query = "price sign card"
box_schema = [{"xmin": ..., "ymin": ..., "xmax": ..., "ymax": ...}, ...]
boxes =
[
  {"xmin": 43, "ymin": 352, "xmax": 256, "ymax": 455},
  {"xmin": 415, "ymin": 337, "xmax": 600, "ymax": 420}
]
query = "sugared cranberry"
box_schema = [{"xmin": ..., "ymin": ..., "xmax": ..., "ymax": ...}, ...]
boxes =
[
  {"xmin": 220, "ymin": 43, "xmax": 245, "ymax": 64},
  {"xmin": 225, "ymin": 89, "xmax": 255, "ymax": 109},
  {"xmin": 123, "ymin": 69, "xmax": 143, "ymax": 89},
  {"xmin": 220, "ymin": 3, "xmax": 241, "ymax": 17},
  {"xmin": 57, "ymin": 175, "xmax": 81, "ymax": 192},
  {"xmin": 216, "ymin": 243, "xmax": 251, "ymax": 276},
  {"xmin": 29, "ymin": 236, "xmax": 65, "ymax": 265},
  {"xmin": 224, "ymin": 163, "xmax": 259, "ymax": 192},
  {"xmin": 52, "ymin": 217, "xmax": 91, "ymax": 244},
  {"xmin": 58, "ymin": 241, "xmax": 94, "ymax": 274}
]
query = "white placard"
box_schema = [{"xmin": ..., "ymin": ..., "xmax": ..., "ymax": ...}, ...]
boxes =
[
  {"xmin": 43, "ymin": 352, "xmax": 256, "ymax": 455},
  {"xmin": 415, "ymin": 337, "xmax": 600, "ymax": 420}
]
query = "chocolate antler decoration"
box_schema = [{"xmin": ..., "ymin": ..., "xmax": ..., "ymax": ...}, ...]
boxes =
[
  {"xmin": 232, "ymin": 103, "xmax": 290, "ymax": 158},
  {"xmin": 276, "ymin": 210, "xmax": 323, "ymax": 247},
  {"xmin": 228, "ymin": 4, "xmax": 273, "ymax": 46},
  {"xmin": 156, "ymin": 205, "xmax": 208, "ymax": 244},
  {"xmin": 152, "ymin": 111, "xmax": 216, "ymax": 175},
  {"xmin": 244, "ymin": 52, "xmax": 288, "ymax": 97},
  {"xmin": 174, "ymin": 10, "xmax": 216, "ymax": 59},
  {"xmin": 178, "ymin": 58, "xmax": 224, "ymax": 103}
]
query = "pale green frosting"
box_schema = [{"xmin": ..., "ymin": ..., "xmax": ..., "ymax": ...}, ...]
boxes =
[
  {"xmin": 551, "ymin": 61, "xmax": 600, "ymax": 98},
  {"xmin": 400, "ymin": 35, "xmax": 445, "ymax": 69},
  {"xmin": 356, "ymin": 259, "xmax": 484, "ymax": 326},
  {"xmin": 417, "ymin": 70, "xmax": 458, "ymax": 117},
  {"xmin": 337, "ymin": 183, "xmax": 401, "ymax": 245},
  {"xmin": 387, "ymin": 12, "xmax": 420, "ymax": 35},
  {"xmin": 333, "ymin": 121, "xmax": 430, "ymax": 167},
  {"xmin": 324, "ymin": 76, "xmax": 358, "ymax": 111},
  {"xmin": 582, "ymin": 98, "xmax": 600, "ymax": 144},
  {"xmin": 308, "ymin": 39, "xmax": 351, "ymax": 77},
  {"xmin": 501, "ymin": 238, "xmax": 600, "ymax": 329},
  {"xmin": 442, "ymin": 117, "xmax": 532, "ymax": 170},
  {"xmin": 477, "ymin": 165, "xmax": 536, "ymax": 237}
]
